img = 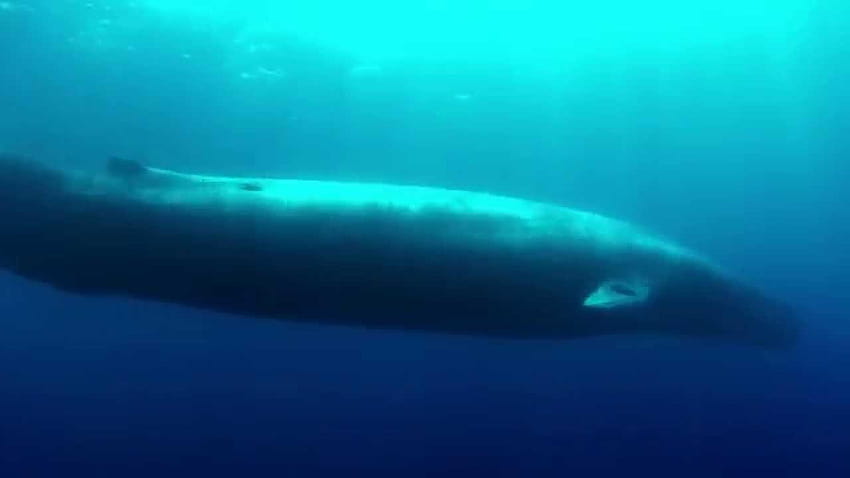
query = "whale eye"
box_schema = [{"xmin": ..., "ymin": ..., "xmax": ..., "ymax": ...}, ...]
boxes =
[{"xmin": 583, "ymin": 279, "xmax": 650, "ymax": 309}]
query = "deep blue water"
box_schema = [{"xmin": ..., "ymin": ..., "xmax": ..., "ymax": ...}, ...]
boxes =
[{"xmin": 1, "ymin": 1, "xmax": 849, "ymax": 476}]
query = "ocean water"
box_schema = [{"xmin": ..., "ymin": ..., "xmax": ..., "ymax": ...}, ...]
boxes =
[{"xmin": 1, "ymin": 1, "xmax": 848, "ymax": 476}]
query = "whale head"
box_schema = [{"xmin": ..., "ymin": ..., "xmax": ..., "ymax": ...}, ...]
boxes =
[
  {"xmin": 651, "ymin": 265, "xmax": 800, "ymax": 349},
  {"xmin": 580, "ymin": 247, "xmax": 800, "ymax": 349}
]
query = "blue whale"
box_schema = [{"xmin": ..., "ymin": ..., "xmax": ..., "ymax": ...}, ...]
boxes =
[{"xmin": 0, "ymin": 155, "xmax": 799, "ymax": 348}]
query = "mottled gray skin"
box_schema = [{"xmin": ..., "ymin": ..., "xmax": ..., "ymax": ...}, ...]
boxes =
[{"xmin": 0, "ymin": 155, "xmax": 799, "ymax": 348}]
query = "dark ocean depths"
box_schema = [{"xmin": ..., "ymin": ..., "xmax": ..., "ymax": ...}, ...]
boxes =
[{"xmin": 1, "ymin": 1, "xmax": 848, "ymax": 476}]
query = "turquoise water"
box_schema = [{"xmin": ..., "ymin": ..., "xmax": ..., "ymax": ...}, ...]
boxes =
[{"xmin": 1, "ymin": 1, "xmax": 848, "ymax": 476}]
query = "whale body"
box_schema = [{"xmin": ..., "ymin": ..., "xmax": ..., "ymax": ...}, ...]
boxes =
[{"xmin": 0, "ymin": 155, "xmax": 799, "ymax": 348}]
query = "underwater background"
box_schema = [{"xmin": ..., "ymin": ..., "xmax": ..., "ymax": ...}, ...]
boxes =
[{"xmin": 0, "ymin": 0, "xmax": 848, "ymax": 476}]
